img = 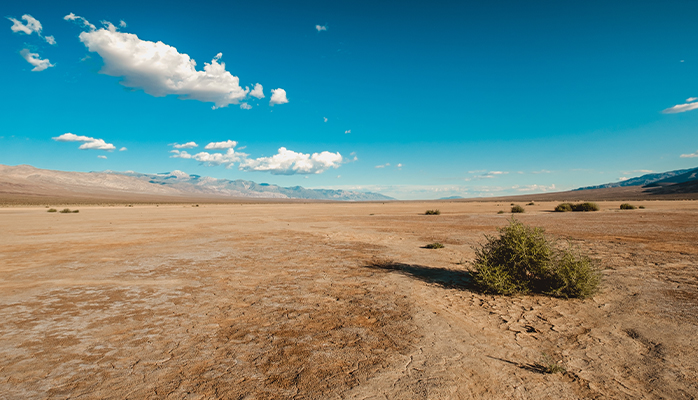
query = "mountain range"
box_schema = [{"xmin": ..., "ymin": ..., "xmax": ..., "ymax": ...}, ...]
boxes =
[
  {"xmin": 0, "ymin": 164, "xmax": 393, "ymax": 202},
  {"xmin": 575, "ymin": 167, "xmax": 698, "ymax": 195}
]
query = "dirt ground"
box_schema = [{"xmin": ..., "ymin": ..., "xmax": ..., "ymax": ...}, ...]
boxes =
[{"xmin": 1, "ymin": 200, "xmax": 697, "ymax": 399}]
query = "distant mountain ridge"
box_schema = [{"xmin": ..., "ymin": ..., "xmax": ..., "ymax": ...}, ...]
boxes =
[
  {"xmin": 0, "ymin": 164, "xmax": 394, "ymax": 201},
  {"xmin": 575, "ymin": 167, "xmax": 698, "ymax": 191}
]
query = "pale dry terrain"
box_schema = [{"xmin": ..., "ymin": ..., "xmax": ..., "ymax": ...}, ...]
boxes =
[{"xmin": 1, "ymin": 201, "xmax": 697, "ymax": 399}]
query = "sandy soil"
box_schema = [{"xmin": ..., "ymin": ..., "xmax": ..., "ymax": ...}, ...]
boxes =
[{"xmin": 1, "ymin": 201, "xmax": 697, "ymax": 399}]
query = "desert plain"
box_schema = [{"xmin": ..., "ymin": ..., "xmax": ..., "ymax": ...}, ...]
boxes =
[{"xmin": 1, "ymin": 200, "xmax": 697, "ymax": 399}]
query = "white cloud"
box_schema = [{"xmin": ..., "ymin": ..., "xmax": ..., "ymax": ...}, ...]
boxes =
[
  {"xmin": 375, "ymin": 163, "xmax": 389, "ymax": 169},
  {"xmin": 98, "ymin": 155, "xmax": 107, "ymax": 159},
  {"xmin": 249, "ymin": 83, "xmax": 264, "ymax": 99},
  {"xmin": 345, "ymin": 130, "xmax": 351, "ymax": 134},
  {"xmin": 171, "ymin": 142, "xmax": 198, "ymax": 149},
  {"xmin": 239, "ymin": 147, "xmax": 342, "ymax": 175},
  {"xmin": 316, "ymin": 25, "xmax": 327, "ymax": 32},
  {"xmin": 9, "ymin": 15, "xmax": 56, "ymax": 45},
  {"xmin": 397, "ymin": 163, "xmax": 403, "ymax": 168},
  {"xmin": 63, "ymin": 13, "xmax": 96, "ymax": 30},
  {"xmin": 171, "ymin": 148, "xmax": 244, "ymax": 168},
  {"xmin": 119, "ymin": 147, "xmax": 127, "ymax": 151},
  {"xmin": 240, "ymin": 103, "xmax": 252, "ymax": 110},
  {"xmin": 324, "ymin": 117, "xmax": 328, "ymax": 122},
  {"xmin": 662, "ymin": 99, "xmax": 698, "ymax": 114},
  {"xmin": 680, "ymin": 150, "xmax": 698, "ymax": 158},
  {"xmin": 465, "ymin": 170, "xmax": 509, "ymax": 181},
  {"xmin": 19, "ymin": 49, "xmax": 54, "ymax": 72},
  {"xmin": 119, "ymin": 20, "xmax": 127, "ymax": 28},
  {"xmin": 512, "ymin": 184, "xmax": 556, "ymax": 192},
  {"xmin": 531, "ymin": 169, "xmax": 551, "ymax": 174},
  {"xmin": 53, "ymin": 133, "xmax": 116, "ymax": 150},
  {"xmin": 269, "ymin": 88, "xmax": 289, "ymax": 106},
  {"xmin": 205, "ymin": 140, "xmax": 237, "ymax": 149},
  {"xmin": 74, "ymin": 20, "xmax": 256, "ymax": 109},
  {"xmin": 622, "ymin": 169, "xmax": 653, "ymax": 175}
]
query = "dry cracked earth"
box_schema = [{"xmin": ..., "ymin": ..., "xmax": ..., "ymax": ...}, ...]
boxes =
[{"xmin": 0, "ymin": 200, "xmax": 697, "ymax": 399}]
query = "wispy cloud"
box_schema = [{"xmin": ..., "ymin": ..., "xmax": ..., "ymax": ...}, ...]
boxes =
[
  {"xmin": 98, "ymin": 155, "xmax": 107, "ymax": 159},
  {"xmin": 68, "ymin": 15, "xmax": 272, "ymax": 109},
  {"xmin": 53, "ymin": 133, "xmax": 116, "ymax": 150},
  {"xmin": 19, "ymin": 49, "xmax": 54, "ymax": 71},
  {"xmin": 680, "ymin": 150, "xmax": 698, "ymax": 158},
  {"xmin": 621, "ymin": 169, "xmax": 653, "ymax": 175},
  {"xmin": 8, "ymin": 14, "xmax": 56, "ymax": 45},
  {"xmin": 323, "ymin": 117, "xmax": 328, "ymax": 122},
  {"xmin": 171, "ymin": 148, "xmax": 245, "ymax": 168},
  {"xmin": 119, "ymin": 147, "xmax": 127, "ymax": 151},
  {"xmin": 465, "ymin": 171, "xmax": 509, "ymax": 181},
  {"xmin": 531, "ymin": 169, "xmax": 551, "ymax": 174},
  {"xmin": 204, "ymin": 140, "xmax": 237, "ymax": 149},
  {"xmin": 344, "ymin": 129, "xmax": 351, "ymax": 134},
  {"xmin": 316, "ymin": 25, "xmax": 327, "ymax": 32},
  {"xmin": 171, "ymin": 142, "xmax": 198, "ymax": 149},
  {"xmin": 662, "ymin": 97, "xmax": 698, "ymax": 114},
  {"xmin": 269, "ymin": 88, "xmax": 289, "ymax": 105},
  {"xmin": 511, "ymin": 184, "xmax": 556, "ymax": 192}
]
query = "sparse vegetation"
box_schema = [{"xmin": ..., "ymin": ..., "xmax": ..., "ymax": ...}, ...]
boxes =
[
  {"xmin": 511, "ymin": 205, "xmax": 525, "ymax": 213},
  {"xmin": 527, "ymin": 202, "xmax": 535, "ymax": 206},
  {"xmin": 639, "ymin": 205, "xmax": 645, "ymax": 209},
  {"xmin": 471, "ymin": 218, "xmax": 600, "ymax": 298},
  {"xmin": 620, "ymin": 203, "xmax": 637, "ymax": 210},
  {"xmin": 47, "ymin": 208, "xmax": 57, "ymax": 213},
  {"xmin": 534, "ymin": 353, "xmax": 566, "ymax": 374},
  {"xmin": 59, "ymin": 208, "xmax": 79, "ymax": 213},
  {"xmin": 554, "ymin": 202, "xmax": 599, "ymax": 212},
  {"xmin": 424, "ymin": 242, "xmax": 445, "ymax": 249},
  {"xmin": 425, "ymin": 209, "xmax": 441, "ymax": 215},
  {"xmin": 497, "ymin": 210, "xmax": 505, "ymax": 214}
]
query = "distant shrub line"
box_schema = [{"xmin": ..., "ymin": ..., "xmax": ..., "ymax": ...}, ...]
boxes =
[{"xmin": 554, "ymin": 202, "xmax": 599, "ymax": 212}]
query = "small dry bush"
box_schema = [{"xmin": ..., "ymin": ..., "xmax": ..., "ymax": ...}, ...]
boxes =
[
  {"xmin": 59, "ymin": 208, "xmax": 79, "ymax": 213},
  {"xmin": 620, "ymin": 203, "xmax": 636, "ymax": 210},
  {"xmin": 555, "ymin": 202, "xmax": 599, "ymax": 212},
  {"xmin": 424, "ymin": 242, "xmax": 445, "ymax": 249},
  {"xmin": 511, "ymin": 205, "xmax": 525, "ymax": 213},
  {"xmin": 534, "ymin": 353, "xmax": 566, "ymax": 374},
  {"xmin": 471, "ymin": 219, "xmax": 600, "ymax": 298},
  {"xmin": 47, "ymin": 208, "xmax": 57, "ymax": 213},
  {"xmin": 425, "ymin": 209, "xmax": 441, "ymax": 215}
]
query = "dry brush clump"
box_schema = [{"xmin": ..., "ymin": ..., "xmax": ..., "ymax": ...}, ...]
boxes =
[
  {"xmin": 511, "ymin": 204, "xmax": 525, "ymax": 213},
  {"xmin": 554, "ymin": 202, "xmax": 599, "ymax": 212},
  {"xmin": 425, "ymin": 209, "xmax": 441, "ymax": 215},
  {"xmin": 471, "ymin": 218, "xmax": 600, "ymax": 298},
  {"xmin": 620, "ymin": 203, "xmax": 637, "ymax": 210}
]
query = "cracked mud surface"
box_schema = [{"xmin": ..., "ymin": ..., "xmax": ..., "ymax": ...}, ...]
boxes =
[{"xmin": 1, "ymin": 201, "xmax": 697, "ymax": 399}]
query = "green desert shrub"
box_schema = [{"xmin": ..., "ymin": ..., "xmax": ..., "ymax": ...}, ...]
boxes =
[
  {"xmin": 497, "ymin": 210, "xmax": 505, "ymax": 214},
  {"xmin": 554, "ymin": 202, "xmax": 599, "ymax": 212},
  {"xmin": 47, "ymin": 208, "xmax": 57, "ymax": 213},
  {"xmin": 527, "ymin": 202, "xmax": 535, "ymax": 206},
  {"xmin": 554, "ymin": 203, "xmax": 573, "ymax": 212},
  {"xmin": 425, "ymin": 209, "xmax": 441, "ymax": 215},
  {"xmin": 59, "ymin": 208, "xmax": 72, "ymax": 213},
  {"xmin": 511, "ymin": 205, "xmax": 525, "ymax": 213},
  {"xmin": 639, "ymin": 205, "xmax": 645, "ymax": 209},
  {"xmin": 471, "ymin": 219, "xmax": 600, "ymax": 298},
  {"xmin": 620, "ymin": 203, "xmax": 636, "ymax": 210},
  {"xmin": 574, "ymin": 202, "xmax": 599, "ymax": 212},
  {"xmin": 424, "ymin": 242, "xmax": 445, "ymax": 249}
]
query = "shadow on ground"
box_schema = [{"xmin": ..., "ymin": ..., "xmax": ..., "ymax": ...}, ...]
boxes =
[{"xmin": 364, "ymin": 259, "xmax": 474, "ymax": 290}]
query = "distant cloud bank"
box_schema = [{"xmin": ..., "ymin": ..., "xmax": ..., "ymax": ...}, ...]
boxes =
[
  {"xmin": 170, "ymin": 139, "xmax": 343, "ymax": 175},
  {"xmin": 680, "ymin": 150, "xmax": 698, "ymax": 158}
]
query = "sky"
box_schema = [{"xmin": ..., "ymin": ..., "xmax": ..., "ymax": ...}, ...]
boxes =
[{"xmin": 2, "ymin": 0, "xmax": 698, "ymax": 200}]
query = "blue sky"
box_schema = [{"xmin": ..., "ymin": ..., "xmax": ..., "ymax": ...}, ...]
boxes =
[{"xmin": 2, "ymin": 0, "xmax": 698, "ymax": 199}]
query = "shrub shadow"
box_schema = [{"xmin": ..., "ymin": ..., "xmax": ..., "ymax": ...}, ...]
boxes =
[{"xmin": 364, "ymin": 260, "xmax": 474, "ymax": 290}]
